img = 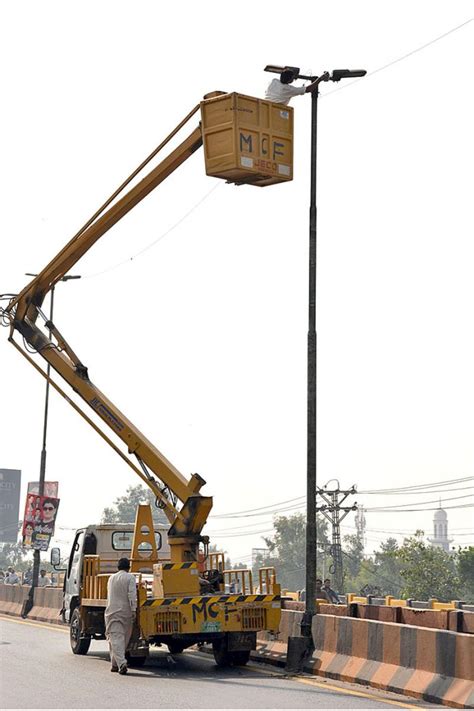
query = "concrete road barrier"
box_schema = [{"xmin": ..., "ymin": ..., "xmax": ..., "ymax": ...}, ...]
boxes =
[
  {"xmin": 0, "ymin": 584, "xmax": 63, "ymax": 625},
  {"xmin": 307, "ymin": 614, "xmax": 474, "ymax": 709}
]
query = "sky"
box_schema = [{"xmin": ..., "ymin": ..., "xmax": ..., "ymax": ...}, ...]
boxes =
[{"xmin": 1, "ymin": 1, "xmax": 473, "ymax": 568}]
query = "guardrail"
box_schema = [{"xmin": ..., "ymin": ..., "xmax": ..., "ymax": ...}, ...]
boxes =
[{"xmin": 343, "ymin": 593, "xmax": 470, "ymax": 610}]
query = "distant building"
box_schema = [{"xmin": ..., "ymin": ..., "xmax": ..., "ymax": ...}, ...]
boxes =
[{"xmin": 427, "ymin": 502, "xmax": 453, "ymax": 553}]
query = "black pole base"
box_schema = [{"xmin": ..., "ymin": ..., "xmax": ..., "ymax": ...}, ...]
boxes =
[
  {"xmin": 285, "ymin": 635, "xmax": 314, "ymax": 673},
  {"xmin": 21, "ymin": 596, "xmax": 34, "ymax": 619}
]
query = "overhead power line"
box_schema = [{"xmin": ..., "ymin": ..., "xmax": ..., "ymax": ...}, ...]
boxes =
[
  {"xmin": 324, "ymin": 18, "xmax": 473, "ymax": 96},
  {"xmin": 210, "ymin": 475, "xmax": 473, "ymax": 519},
  {"xmin": 78, "ymin": 20, "xmax": 473, "ymax": 280},
  {"xmin": 359, "ymin": 476, "xmax": 473, "ymax": 494},
  {"xmin": 211, "ymin": 494, "xmax": 306, "ymax": 519},
  {"xmin": 358, "ymin": 486, "xmax": 474, "ymax": 496},
  {"xmin": 84, "ymin": 182, "xmax": 222, "ymax": 278},
  {"xmin": 366, "ymin": 503, "xmax": 474, "ymax": 513},
  {"xmin": 366, "ymin": 493, "xmax": 473, "ymax": 511}
]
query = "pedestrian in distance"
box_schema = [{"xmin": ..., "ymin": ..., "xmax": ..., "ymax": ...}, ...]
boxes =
[
  {"xmin": 105, "ymin": 557, "xmax": 137, "ymax": 675},
  {"xmin": 323, "ymin": 578, "xmax": 340, "ymax": 604},
  {"xmin": 315, "ymin": 578, "xmax": 330, "ymax": 602},
  {"xmin": 38, "ymin": 569, "xmax": 52, "ymax": 587},
  {"xmin": 5, "ymin": 567, "xmax": 20, "ymax": 585},
  {"xmin": 265, "ymin": 68, "xmax": 322, "ymax": 105}
]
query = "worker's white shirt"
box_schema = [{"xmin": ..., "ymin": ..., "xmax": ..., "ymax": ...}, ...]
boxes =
[
  {"xmin": 38, "ymin": 576, "xmax": 51, "ymax": 587},
  {"xmin": 265, "ymin": 79, "xmax": 306, "ymax": 105},
  {"xmin": 105, "ymin": 570, "xmax": 137, "ymax": 622}
]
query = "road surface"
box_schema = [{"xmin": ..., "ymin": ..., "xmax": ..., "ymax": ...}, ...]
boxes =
[{"xmin": 0, "ymin": 615, "xmax": 438, "ymax": 709}]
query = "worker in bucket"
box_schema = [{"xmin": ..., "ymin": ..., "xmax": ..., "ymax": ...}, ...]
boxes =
[
  {"xmin": 105, "ymin": 557, "xmax": 137, "ymax": 675},
  {"xmin": 265, "ymin": 68, "xmax": 320, "ymax": 105}
]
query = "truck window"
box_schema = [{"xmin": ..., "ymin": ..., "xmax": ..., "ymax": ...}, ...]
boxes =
[{"xmin": 112, "ymin": 531, "xmax": 162, "ymax": 550}]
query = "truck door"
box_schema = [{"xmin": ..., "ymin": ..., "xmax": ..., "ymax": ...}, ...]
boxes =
[{"xmin": 63, "ymin": 529, "xmax": 85, "ymax": 623}]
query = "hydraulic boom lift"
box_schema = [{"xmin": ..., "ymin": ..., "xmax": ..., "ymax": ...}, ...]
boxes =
[{"xmin": 2, "ymin": 91, "xmax": 294, "ymax": 665}]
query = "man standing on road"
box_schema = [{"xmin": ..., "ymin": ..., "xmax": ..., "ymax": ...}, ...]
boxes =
[{"xmin": 105, "ymin": 557, "xmax": 137, "ymax": 675}]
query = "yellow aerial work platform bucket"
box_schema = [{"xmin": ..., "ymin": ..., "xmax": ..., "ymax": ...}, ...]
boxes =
[{"xmin": 200, "ymin": 92, "xmax": 294, "ymax": 187}]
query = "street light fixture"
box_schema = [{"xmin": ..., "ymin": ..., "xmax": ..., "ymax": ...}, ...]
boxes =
[
  {"xmin": 22, "ymin": 272, "xmax": 81, "ymax": 617},
  {"xmin": 264, "ymin": 64, "xmax": 366, "ymax": 668}
]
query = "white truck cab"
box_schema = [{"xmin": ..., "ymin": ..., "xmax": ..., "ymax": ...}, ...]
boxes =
[{"xmin": 59, "ymin": 522, "xmax": 169, "ymax": 623}]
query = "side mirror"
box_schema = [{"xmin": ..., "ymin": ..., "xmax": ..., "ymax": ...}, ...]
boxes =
[{"xmin": 50, "ymin": 547, "xmax": 61, "ymax": 567}]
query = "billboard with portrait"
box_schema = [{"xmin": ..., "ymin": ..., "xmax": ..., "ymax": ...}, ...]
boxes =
[{"xmin": 22, "ymin": 492, "xmax": 60, "ymax": 551}]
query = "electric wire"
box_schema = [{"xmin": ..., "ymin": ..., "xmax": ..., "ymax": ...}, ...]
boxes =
[
  {"xmin": 84, "ymin": 182, "xmax": 223, "ymax": 278},
  {"xmin": 365, "ymin": 493, "xmax": 473, "ymax": 510},
  {"xmin": 366, "ymin": 503, "xmax": 474, "ymax": 513},
  {"xmin": 72, "ymin": 20, "xmax": 473, "ymax": 280},
  {"xmin": 210, "ymin": 477, "xmax": 473, "ymax": 519},
  {"xmin": 323, "ymin": 18, "xmax": 473, "ymax": 96},
  {"xmin": 359, "ymin": 476, "xmax": 473, "ymax": 494}
]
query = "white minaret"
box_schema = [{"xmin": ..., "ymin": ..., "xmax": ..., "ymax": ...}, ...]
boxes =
[{"xmin": 427, "ymin": 501, "xmax": 452, "ymax": 553}]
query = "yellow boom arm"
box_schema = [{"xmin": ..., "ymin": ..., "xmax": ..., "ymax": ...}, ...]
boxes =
[{"xmin": 6, "ymin": 101, "xmax": 217, "ymax": 560}]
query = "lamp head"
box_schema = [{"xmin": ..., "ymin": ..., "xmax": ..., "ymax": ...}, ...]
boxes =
[{"xmin": 330, "ymin": 69, "xmax": 367, "ymax": 82}]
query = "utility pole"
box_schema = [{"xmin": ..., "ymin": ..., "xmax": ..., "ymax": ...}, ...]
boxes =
[
  {"xmin": 21, "ymin": 273, "xmax": 81, "ymax": 618},
  {"xmin": 316, "ymin": 483, "xmax": 357, "ymax": 593}
]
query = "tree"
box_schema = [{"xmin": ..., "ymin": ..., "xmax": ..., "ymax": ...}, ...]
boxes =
[
  {"xmin": 0, "ymin": 521, "xmax": 35, "ymax": 573},
  {"xmin": 343, "ymin": 534, "xmax": 364, "ymax": 579},
  {"xmin": 372, "ymin": 537, "xmax": 404, "ymax": 596},
  {"xmin": 101, "ymin": 484, "xmax": 169, "ymax": 525},
  {"xmin": 0, "ymin": 541, "xmax": 30, "ymax": 572},
  {"xmin": 457, "ymin": 546, "xmax": 474, "ymax": 602},
  {"xmin": 262, "ymin": 513, "xmax": 329, "ymax": 592},
  {"xmin": 395, "ymin": 531, "xmax": 461, "ymax": 601}
]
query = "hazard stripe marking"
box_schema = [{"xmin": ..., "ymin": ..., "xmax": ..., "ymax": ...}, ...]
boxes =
[
  {"xmin": 160, "ymin": 562, "xmax": 197, "ymax": 570},
  {"xmin": 142, "ymin": 594, "xmax": 281, "ymax": 607}
]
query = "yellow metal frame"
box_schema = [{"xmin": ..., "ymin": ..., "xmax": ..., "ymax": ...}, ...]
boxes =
[
  {"xmin": 223, "ymin": 568, "xmax": 253, "ymax": 594},
  {"xmin": 130, "ymin": 504, "xmax": 159, "ymax": 572}
]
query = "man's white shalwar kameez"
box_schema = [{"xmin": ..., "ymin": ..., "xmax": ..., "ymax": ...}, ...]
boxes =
[{"xmin": 105, "ymin": 569, "xmax": 137, "ymax": 670}]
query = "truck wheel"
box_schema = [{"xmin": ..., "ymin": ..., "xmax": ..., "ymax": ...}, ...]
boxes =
[
  {"xmin": 70, "ymin": 608, "xmax": 91, "ymax": 655},
  {"xmin": 231, "ymin": 650, "xmax": 250, "ymax": 666},
  {"xmin": 167, "ymin": 642, "xmax": 184, "ymax": 655},
  {"xmin": 125, "ymin": 653, "xmax": 147, "ymax": 667},
  {"xmin": 212, "ymin": 639, "xmax": 232, "ymax": 667}
]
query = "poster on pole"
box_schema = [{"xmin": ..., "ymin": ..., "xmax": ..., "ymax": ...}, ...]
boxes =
[
  {"xmin": 0, "ymin": 469, "xmax": 21, "ymax": 543},
  {"xmin": 22, "ymin": 492, "xmax": 60, "ymax": 551},
  {"xmin": 27, "ymin": 481, "xmax": 59, "ymax": 498}
]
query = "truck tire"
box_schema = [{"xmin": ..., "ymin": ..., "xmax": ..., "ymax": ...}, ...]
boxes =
[
  {"xmin": 70, "ymin": 608, "xmax": 91, "ymax": 655},
  {"xmin": 212, "ymin": 639, "xmax": 232, "ymax": 667},
  {"xmin": 231, "ymin": 650, "xmax": 250, "ymax": 666},
  {"xmin": 125, "ymin": 653, "xmax": 147, "ymax": 667}
]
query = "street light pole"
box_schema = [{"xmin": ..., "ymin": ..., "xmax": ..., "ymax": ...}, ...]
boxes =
[
  {"xmin": 301, "ymin": 78, "xmax": 322, "ymax": 636},
  {"xmin": 264, "ymin": 64, "xmax": 366, "ymax": 668},
  {"xmin": 301, "ymin": 68, "xmax": 366, "ymax": 643},
  {"xmin": 22, "ymin": 273, "xmax": 81, "ymax": 617}
]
